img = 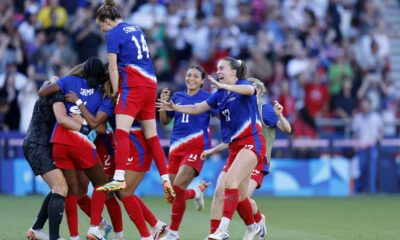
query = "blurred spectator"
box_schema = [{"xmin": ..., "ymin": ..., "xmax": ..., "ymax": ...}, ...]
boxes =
[
  {"xmin": 357, "ymin": 73, "xmax": 388, "ymax": 111},
  {"xmin": 352, "ymin": 98, "xmax": 383, "ymax": 193},
  {"xmin": 327, "ymin": 49, "xmax": 354, "ymax": 97},
  {"xmin": 48, "ymin": 28, "xmax": 77, "ymax": 75},
  {"xmin": 70, "ymin": 6, "xmax": 102, "ymax": 63},
  {"xmin": 18, "ymin": 78, "xmax": 38, "ymax": 132},
  {"xmin": 129, "ymin": 0, "xmax": 167, "ymax": 30},
  {"xmin": 304, "ymin": 69, "xmax": 330, "ymax": 118},
  {"xmin": 17, "ymin": 7, "xmax": 39, "ymax": 45},
  {"xmin": 37, "ymin": 0, "xmax": 68, "ymax": 29},
  {"xmin": 0, "ymin": 30, "xmax": 23, "ymax": 73},
  {"xmin": 293, "ymin": 107, "xmax": 317, "ymax": 139},
  {"xmin": 334, "ymin": 78, "xmax": 356, "ymax": 121},
  {"xmin": 278, "ymin": 80, "xmax": 296, "ymax": 120},
  {"xmin": 0, "ymin": 62, "xmax": 28, "ymax": 130}
]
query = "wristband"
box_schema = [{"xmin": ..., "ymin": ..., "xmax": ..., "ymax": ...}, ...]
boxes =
[
  {"xmin": 82, "ymin": 119, "xmax": 88, "ymax": 125},
  {"xmin": 75, "ymin": 99, "xmax": 83, "ymax": 106},
  {"xmin": 79, "ymin": 125, "xmax": 91, "ymax": 135}
]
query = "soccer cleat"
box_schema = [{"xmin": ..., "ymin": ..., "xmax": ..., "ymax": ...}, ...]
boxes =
[
  {"xmin": 257, "ymin": 214, "xmax": 267, "ymax": 240},
  {"xmin": 96, "ymin": 180, "xmax": 126, "ymax": 192},
  {"xmin": 159, "ymin": 231, "xmax": 179, "ymax": 240},
  {"xmin": 243, "ymin": 224, "xmax": 262, "ymax": 240},
  {"xmin": 86, "ymin": 227, "xmax": 106, "ymax": 240},
  {"xmin": 26, "ymin": 228, "xmax": 49, "ymax": 240},
  {"xmin": 208, "ymin": 228, "xmax": 229, "ymax": 240},
  {"xmin": 150, "ymin": 221, "xmax": 169, "ymax": 240},
  {"xmin": 194, "ymin": 182, "xmax": 210, "ymax": 211},
  {"xmin": 162, "ymin": 180, "xmax": 176, "ymax": 204},
  {"xmin": 70, "ymin": 236, "xmax": 82, "ymax": 240},
  {"xmin": 99, "ymin": 219, "xmax": 112, "ymax": 240},
  {"xmin": 140, "ymin": 236, "xmax": 153, "ymax": 240}
]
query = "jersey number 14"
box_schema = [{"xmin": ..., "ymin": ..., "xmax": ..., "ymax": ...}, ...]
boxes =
[{"xmin": 132, "ymin": 34, "xmax": 150, "ymax": 60}]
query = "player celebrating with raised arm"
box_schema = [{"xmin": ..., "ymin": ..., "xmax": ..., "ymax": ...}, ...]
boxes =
[
  {"xmin": 158, "ymin": 65, "xmax": 213, "ymax": 240},
  {"xmin": 202, "ymin": 78, "xmax": 292, "ymax": 239},
  {"xmin": 157, "ymin": 57, "xmax": 266, "ymax": 240},
  {"xmin": 94, "ymin": 0, "xmax": 175, "ymax": 202}
]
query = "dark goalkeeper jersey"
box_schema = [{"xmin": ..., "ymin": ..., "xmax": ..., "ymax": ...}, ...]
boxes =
[{"xmin": 24, "ymin": 92, "xmax": 64, "ymax": 145}]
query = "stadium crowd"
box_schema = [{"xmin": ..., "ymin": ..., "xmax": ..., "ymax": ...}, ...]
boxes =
[{"xmin": 0, "ymin": 0, "xmax": 397, "ymax": 138}]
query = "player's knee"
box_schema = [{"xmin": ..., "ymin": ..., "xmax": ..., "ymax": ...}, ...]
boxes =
[
  {"xmin": 225, "ymin": 178, "xmax": 240, "ymax": 189},
  {"xmin": 173, "ymin": 176, "xmax": 190, "ymax": 189},
  {"xmin": 214, "ymin": 186, "xmax": 225, "ymax": 201},
  {"xmin": 53, "ymin": 181, "xmax": 68, "ymax": 197}
]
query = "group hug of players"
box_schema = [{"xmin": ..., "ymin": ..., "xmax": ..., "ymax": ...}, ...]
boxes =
[{"xmin": 23, "ymin": 1, "xmax": 291, "ymax": 240}]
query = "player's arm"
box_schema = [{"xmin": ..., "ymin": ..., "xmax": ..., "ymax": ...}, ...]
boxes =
[
  {"xmin": 274, "ymin": 100, "xmax": 292, "ymax": 134},
  {"xmin": 157, "ymin": 99, "xmax": 211, "ymax": 115},
  {"xmin": 108, "ymin": 53, "xmax": 119, "ymax": 97},
  {"xmin": 201, "ymin": 143, "xmax": 229, "ymax": 160},
  {"xmin": 208, "ymin": 75, "xmax": 255, "ymax": 96},
  {"xmin": 38, "ymin": 76, "xmax": 61, "ymax": 96},
  {"xmin": 159, "ymin": 88, "xmax": 173, "ymax": 125},
  {"xmin": 64, "ymin": 91, "xmax": 108, "ymax": 129},
  {"xmin": 52, "ymin": 102, "xmax": 91, "ymax": 134}
]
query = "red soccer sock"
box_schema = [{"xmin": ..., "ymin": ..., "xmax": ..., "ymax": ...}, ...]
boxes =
[
  {"xmin": 186, "ymin": 189, "xmax": 195, "ymax": 200},
  {"xmin": 254, "ymin": 209, "xmax": 263, "ymax": 223},
  {"xmin": 146, "ymin": 136, "xmax": 168, "ymax": 175},
  {"xmin": 134, "ymin": 195, "xmax": 157, "ymax": 227},
  {"xmin": 115, "ymin": 129, "xmax": 130, "ymax": 171},
  {"xmin": 170, "ymin": 185, "xmax": 186, "ymax": 231},
  {"xmin": 90, "ymin": 187, "xmax": 106, "ymax": 226},
  {"xmin": 65, "ymin": 195, "xmax": 78, "ymax": 237},
  {"xmin": 237, "ymin": 198, "xmax": 255, "ymax": 225},
  {"xmin": 77, "ymin": 195, "xmax": 91, "ymax": 217},
  {"xmin": 121, "ymin": 196, "xmax": 150, "ymax": 237},
  {"xmin": 210, "ymin": 219, "xmax": 221, "ymax": 234},
  {"xmin": 222, "ymin": 188, "xmax": 239, "ymax": 220},
  {"xmin": 105, "ymin": 196, "xmax": 123, "ymax": 232}
]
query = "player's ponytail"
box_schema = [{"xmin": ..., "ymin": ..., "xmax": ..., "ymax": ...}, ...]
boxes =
[
  {"xmin": 96, "ymin": 0, "xmax": 121, "ymax": 22},
  {"xmin": 223, "ymin": 57, "xmax": 247, "ymax": 80}
]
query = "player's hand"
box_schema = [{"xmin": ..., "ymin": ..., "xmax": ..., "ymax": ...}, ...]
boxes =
[
  {"xmin": 274, "ymin": 100, "xmax": 283, "ymax": 116},
  {"xmin": 156, "ymin": 98, "xmax": 174, "ymax": 111},
  {"xmin": 208, "ymin": 75, "xmax": 224, "ymax": 89},
  {"xmin": 49, "ymin": 76, "xmax": 59, "ymax": 84},
  {"xmin": 160, "ymin": 88, "xmax": 170, "ymax": 101},
  {"xmin": 71, "ymin": 114, "xmax": 85, "ymax": 124},
  {"xmin": 65, "ymin": 91, "xmax": 80, "ymax": 103},
  {"xmin": 201, "ymin": 149, "xmax": 214, "ymax": 160}
]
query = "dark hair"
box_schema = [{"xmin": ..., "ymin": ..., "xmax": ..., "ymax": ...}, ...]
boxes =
[
  {"xmin": 222, "ymin": 57, "xmax": 247, "ymax": 80},
  {"xmin": 188, "ymin": 64, "xmax": 206, "ymax": 79},
  {"xmin": 67, "ymin": 57, "xmax": 106, "ymax": 87},
  {"xmin": 95, "ymin": 0, "xmax": 121, "ymax": 22}
]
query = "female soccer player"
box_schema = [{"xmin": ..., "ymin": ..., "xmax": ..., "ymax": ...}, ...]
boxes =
[
  {"xmin": 158, "ymin": 65, "xmax": 214, "ymax": 240},
  {"xmin": 94, "ymin": 0, "xmax": 174, "ymax": 201},
  {"xmin": 65, "ymin": 80, "xmax": 168, "ymax": 240},
  {"xmin": 39, "ymin": 57, "xmax": 113, "ymax": 240},
  {"xmin": 202, "ymin": 78, "xmax": 292, "ymax": 239},
  {"xmin": 24, "ymin": 77, "xmax": 74, "ymax": 240},
  {"xmin": 157, "ymin": 57, "xmax": 266, "ymax": 240}
]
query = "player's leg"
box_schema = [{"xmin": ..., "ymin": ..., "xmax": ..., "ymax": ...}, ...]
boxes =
[
  {"xmin": 209, "ymin": 149, "xmax": 258, "ymax": 239},
  {"xmin": 141, "ymin": 119, "xmax": 174, "ymax": 202},
  {"xmin": 209, "ymin": 172, "xmax": 226, "ymax": 234},
  {"xmin": 98, "ymin": 114, "xmax": 135, "ymax": 191},
  {"xmin": 83, "ymin": 163, "xmax": 108, "ymax": 240},
  {"xmin": 238, "ymin": 179, "xmax": 261, "ymax": 240},
  {"xmin": 247, "ymin": 179, "xmax": 267, "ymax": 239},
  {"xmin": 119, "ymin": 170, "xmax": 152, "ymax": 239},
  {"xmin": 104, "ymin": 173, "xmax": 123, "ymax": 239},
  {"xmin": 63, "ymin": 169, "xmax": 81, "ymax": 239}
]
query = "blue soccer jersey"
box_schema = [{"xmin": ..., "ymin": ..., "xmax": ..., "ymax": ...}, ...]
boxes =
[
  {"xmin": 51, "ymin": 75, "xmax": 114, "ymax": 148},
  {"xmin": 261, "ymin": 103, "xmax": 279, "ymax": 128},
  {"xmin": 106, "ymin": 22, "xmax": 157, "ymax": 89},
  {"xmin": 206, "ymin": 80, "xmax": 263, "ymax": 143},
  {"xmin": 167, "ymin": 89, "xmax": 214, "ymax": 155}
]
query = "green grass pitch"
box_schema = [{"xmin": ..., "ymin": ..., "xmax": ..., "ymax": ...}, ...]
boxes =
[{"xmin": 1, "ymin": 195, "xmax": 399, "ymax": 239}]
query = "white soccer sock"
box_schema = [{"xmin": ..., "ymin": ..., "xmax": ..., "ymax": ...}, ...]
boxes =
[
  {"xmin": 114, "ymin": 231, "xmax": 124, "ymax": 238},
  {"xmin": 113, "ymin": 170, "xmax": 125, "ymax": 181},
  {"xmin": 246, "ymin": 223, "xmax": 256, "ymax": 231},
  {"xmin": 219, "ymin": 217, "xmax": 230, "ymax": 232}
]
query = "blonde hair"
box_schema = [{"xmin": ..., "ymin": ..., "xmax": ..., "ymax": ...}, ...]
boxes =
[{"xmin": 248, "ymin": 77, "xmax": 267, "ymax": 96}]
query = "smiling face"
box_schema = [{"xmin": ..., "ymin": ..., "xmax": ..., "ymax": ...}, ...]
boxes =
[
  {"xmin": 216, "ymin": 60, "xmax": 237, "ymax": 85},
  {"xmin": 185, "ymin": 68, "xmax": 204, "ymax": 93}
]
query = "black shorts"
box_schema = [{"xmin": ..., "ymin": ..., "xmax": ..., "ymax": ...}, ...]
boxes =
[{"xmin": 23, "ymin": 140, "xmax": 56, "ymax": 176}]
